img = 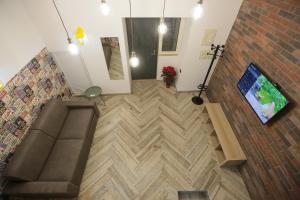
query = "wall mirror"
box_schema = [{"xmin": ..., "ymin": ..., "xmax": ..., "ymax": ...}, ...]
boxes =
[{"xmin": 101, "ymin": 37, "xmax": 124, "ymax": 80}]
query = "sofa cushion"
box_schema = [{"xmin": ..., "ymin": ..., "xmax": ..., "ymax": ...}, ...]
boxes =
[
  {"xmin": 59, "ymin": 108, "xmax": 94, "ymax": 139},
  {"xmin": 38, "ymin": 139, "xmax": 87, "ymax": 185},
  {"xmin": 3, "ymin": 181, "xmax": 79, "ymax": 197},
  {"xmin": 30, "ymin": 99, "xmax": 68, "ymax": 138},
  {"xmin": 4, "ymin": 130, "xmax": 54, "ymax": 181}
]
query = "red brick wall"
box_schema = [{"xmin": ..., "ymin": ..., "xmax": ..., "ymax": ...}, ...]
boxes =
[{"xmin": 207, "ymin": 0, "xmax": 300, "ymax": 199}]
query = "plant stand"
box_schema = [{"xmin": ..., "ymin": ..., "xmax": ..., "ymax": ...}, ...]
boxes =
[{"xmin": 164, "ymin": 77, "xmax": 173, "ymax": 88}]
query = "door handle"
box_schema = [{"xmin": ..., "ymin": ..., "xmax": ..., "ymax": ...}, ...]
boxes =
[{"xmin": 151, "ymin": 49, "xmax": 156, "ymax": 56}]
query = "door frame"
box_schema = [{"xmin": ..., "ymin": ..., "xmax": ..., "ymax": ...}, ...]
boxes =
[
  {"xmin": 126, "ymin": 18, "xmax": 160, "ymax": 80},
  {"xmin": 158, "ymin": 17, "xmax": 185, "ymax": 56}
]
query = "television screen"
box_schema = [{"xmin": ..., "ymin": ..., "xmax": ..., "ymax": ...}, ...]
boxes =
[{"xmin": 237, "ymin": 63, "xmax": 288, "ymax": 124}]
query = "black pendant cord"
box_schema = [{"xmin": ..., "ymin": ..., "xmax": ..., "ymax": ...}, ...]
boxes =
[
  {"xmin": 129, "ymin": 0, "xmax": 134, "ymax": 52},
  {"xmin": 192, "ymin": 44, "xmax": 225, "ymax": 105},
  {"xmin": 52, "ymin": 0, "xmax": 71, "ymax": 40}
]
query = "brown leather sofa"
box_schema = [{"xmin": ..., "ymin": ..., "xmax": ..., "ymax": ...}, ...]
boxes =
[{"xmin": 3, "ymin": 99, "xmax": 100, "ymax": 199}]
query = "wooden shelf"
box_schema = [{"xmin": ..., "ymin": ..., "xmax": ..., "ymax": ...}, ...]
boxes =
[
  {"xmin": 204, "ymin": 103, "xmax": 247, "ymax": 167},
  {"xmin": 215, "ymin": 149, "xmax": 226, "ymax": 165},
  {"xmin": 215, "ymin": 143, "xmax": 222, "ymax": 150},
  {"xmin": 209, "ymin": 134, "xmax": 219, "ymax": 148},
  {"xmin": 210, "ymin": 130, "xmax": 216, "ymax": 136}
]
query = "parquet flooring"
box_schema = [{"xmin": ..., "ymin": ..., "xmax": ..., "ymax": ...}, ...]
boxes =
[{"xmin": 79, "ymin": 80, "xmax": 251, "ymax": 200}]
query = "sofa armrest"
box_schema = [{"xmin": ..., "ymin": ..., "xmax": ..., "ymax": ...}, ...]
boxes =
[
  {"xmin": 3, "ymin": 181, "xmax": 79, "ymax": 198},
  {"xmin": 64, "ymin": 101, "xmax": 100, "ymax": 117}
]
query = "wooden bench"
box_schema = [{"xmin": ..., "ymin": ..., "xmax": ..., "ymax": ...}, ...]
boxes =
[{"xmin": 203, "ymin": 103, "xmax": 246, "ymax": 167}]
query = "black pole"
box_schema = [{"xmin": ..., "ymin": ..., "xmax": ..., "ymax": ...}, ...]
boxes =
[{"xmin": 192, "ymin": 44, "xmax": 224, "ymax": 105}]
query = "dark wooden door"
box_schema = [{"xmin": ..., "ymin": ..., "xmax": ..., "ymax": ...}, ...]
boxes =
[{"xmin": 126, "ymin": 18, "xmax": 160, "ymax": 80}]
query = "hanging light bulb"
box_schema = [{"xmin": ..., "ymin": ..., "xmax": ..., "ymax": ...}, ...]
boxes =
[
  {"xmin": 100, "ymin": 0, "xmax": 111, "ymax": 16},
  {"xmin": 158, "ymin": 19, "xmax": 167, "ymax": 34},
  {"xmin": 128, "ymin": 0, "xmax": 139, "ymax": 68},
  {"xmin": 68, "ymin": 38, "xmax": 79, "ymax": 55},
  {"xmin": 158, "ymin": 0, "xmax": 167, "ymax": 35},
  {"xmin": 193, "ymin": 0, "xmax": 204, "ymax": 19},
  {"xmin": 129, "ymin": 51, "xmax": 139, "ymax": 68},
  {"xmin": 0, "ymin": 80, "xmax": 4, "ymax": 91},
  {"xmin": 53, "ymin": 0, "xmax": 81, "ymax": 55}
]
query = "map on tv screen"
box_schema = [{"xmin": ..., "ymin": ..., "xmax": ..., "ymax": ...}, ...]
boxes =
[{"xmin": 237, "ymin": 63, "xmax": 288, "ymax": 124}]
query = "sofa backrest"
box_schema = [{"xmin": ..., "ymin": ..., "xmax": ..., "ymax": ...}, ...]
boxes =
[
  {"xmin": 4, "ymin": 130, "xmax": 55, "ymax": 181},
  {"xmin": 30, "ymin": 99, "xmax": 68, "ymax": 139}
]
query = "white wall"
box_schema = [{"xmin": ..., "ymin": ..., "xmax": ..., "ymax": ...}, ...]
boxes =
[
  {"xmin": 156, "ymin": 18, "xmax": 193, "ymax": 80},
  {"xmin": 22, "ymin": 0, "xmax": 133, "ymax": 94},
  {"xmin": 176, "ymin": 0, "xmax": 242, "ymax": 91},
  {"xmin": 21, "ymin": 0, "xmax": 242, "ymax": 93},
  {"xmin": 0, "ymin": 0, "xmax": 45, "ymax": 84},
  {"xmin": 52, "ymin": 52, "xmax": 92, "ymax": 94}
]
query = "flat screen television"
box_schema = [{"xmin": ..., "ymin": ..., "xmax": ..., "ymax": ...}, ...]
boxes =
[{"xmin": 237, "ymin": 63, "xmax": 289, "ymax": 124}]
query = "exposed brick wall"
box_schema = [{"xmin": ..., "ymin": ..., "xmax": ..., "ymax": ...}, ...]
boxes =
[{"xmin": 207, "ymin": 0, "xmax": 300, "ymax": 199}]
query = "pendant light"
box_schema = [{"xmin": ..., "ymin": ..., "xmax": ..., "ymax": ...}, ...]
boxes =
[
  {"xmin": 193, "ymin": 0, "xmax": 204, "ymax": 19},
  {"xmin": 0, "ymin": 80, "xmax": 4, "ymax": 91},
  {"xmin": 53, "ymin": 0, "xmax": 79, "ymax": 55},
  {"xmin": 128, "ymin": 0, "xmax": 140, "ymax": 68},
  {"xmin": 158, "ymin": 0, "xmax": 167, "ymax": 35},
  {"xmin": 100, "ymin": 0, "xmax": 111, "ymax": 16}
]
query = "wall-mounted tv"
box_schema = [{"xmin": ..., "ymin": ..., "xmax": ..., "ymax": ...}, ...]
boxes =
[{"xmin": 237, "ymin": 63, "xmax": 288, "ymax": 124}]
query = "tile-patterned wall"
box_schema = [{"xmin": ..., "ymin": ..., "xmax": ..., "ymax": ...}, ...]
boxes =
[
  {"xmin": 0, "ymin": 48, "xmax": 71, "ymax": 167},
  {"xmin": 207, "ymin": 0, "xmax": 300, "ymax": 199}
]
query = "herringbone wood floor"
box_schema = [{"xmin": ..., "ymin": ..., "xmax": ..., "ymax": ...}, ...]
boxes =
[{"xmin": 79, "ymin": 80, "xmax": 251, "ymax": 200}]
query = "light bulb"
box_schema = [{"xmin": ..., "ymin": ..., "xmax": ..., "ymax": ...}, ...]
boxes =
[
  {"xmin": 129, "ymin": 52, "xmax": 139, "ymax": 68},
  {"xmin": 158, "ymin": 22, "xmax": 167, "ymax": 34},
  {"xmin": 100, "ymin": 0, "xmax": 110, "ymax": 16},
  {"xmin": 193, "ymin": 2, "xmax": 204, "ymax": 19},
  {"xmin": 0, "ymin": 80, "xmax": 4, "ymax": 91},
  {"xmin": 68, "ymin": 39, "xmax": 79, "ymax": 55}
]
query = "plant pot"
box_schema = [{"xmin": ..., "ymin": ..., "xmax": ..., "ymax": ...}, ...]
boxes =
[{"xmin": 164, "ymin": 77, "xmax": 173, "ymax": 88}]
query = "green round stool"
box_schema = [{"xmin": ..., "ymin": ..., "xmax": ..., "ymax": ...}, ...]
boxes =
[{"xmin": 85, "ymin": 86, "xmax": 105, "ymax": 105}]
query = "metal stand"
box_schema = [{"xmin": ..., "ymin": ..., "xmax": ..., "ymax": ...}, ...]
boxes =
[{"xmin": 192, "ymin": 44, "xmax": 225, "ymax": 105}]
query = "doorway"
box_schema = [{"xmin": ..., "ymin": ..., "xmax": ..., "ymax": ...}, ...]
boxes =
[{"xmin": 126, "ymin": 18, "xmax": 160, "ymax": 80}]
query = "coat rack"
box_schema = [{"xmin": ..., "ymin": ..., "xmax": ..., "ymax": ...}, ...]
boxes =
[{"xmin": 192, "ymin": 44, "xmax": 225, "ymax": 105}]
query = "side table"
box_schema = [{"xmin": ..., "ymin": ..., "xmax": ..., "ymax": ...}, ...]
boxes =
[{"xmin": 85, "ymin": 86, "xmax": 105, "ymax": 105}]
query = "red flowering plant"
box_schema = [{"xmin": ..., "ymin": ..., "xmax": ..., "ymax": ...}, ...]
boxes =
[
  {"xmin": 161, "ymin": 66, "xmax": 177, "ymax": 88},
  {"xmin": 161, "ymin": 66, "xmax": 177, "ymax": 78}
]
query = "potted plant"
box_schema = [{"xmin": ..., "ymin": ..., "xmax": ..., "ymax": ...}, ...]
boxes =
[{"xmin": 161, "ymin": 66, "xmax": 177, "ymax": 88}]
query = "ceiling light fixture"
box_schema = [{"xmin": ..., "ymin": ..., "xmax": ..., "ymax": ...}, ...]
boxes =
[
  {"xmin": 158, "ymin": 0, "xmax": 167, "ymax": 35},
  {"xmin": 193, "ymin": 0, "xmax": 204, "ymax": 19},
  {"xmin": 128, "ymin": 0, "xmax": 139, "ymax": 68},
  {"xmin": 53, "ymin": 0, "xmax": 79, "ymax": 55},
  {"xmin": 100, "ymin": 0, "xmax": 111, "ymax": 16}
]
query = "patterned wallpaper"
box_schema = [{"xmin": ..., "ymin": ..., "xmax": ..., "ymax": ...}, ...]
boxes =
[{"xmin": 0, "ymin": 48, "xmax": 71, "ymax": 166}]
